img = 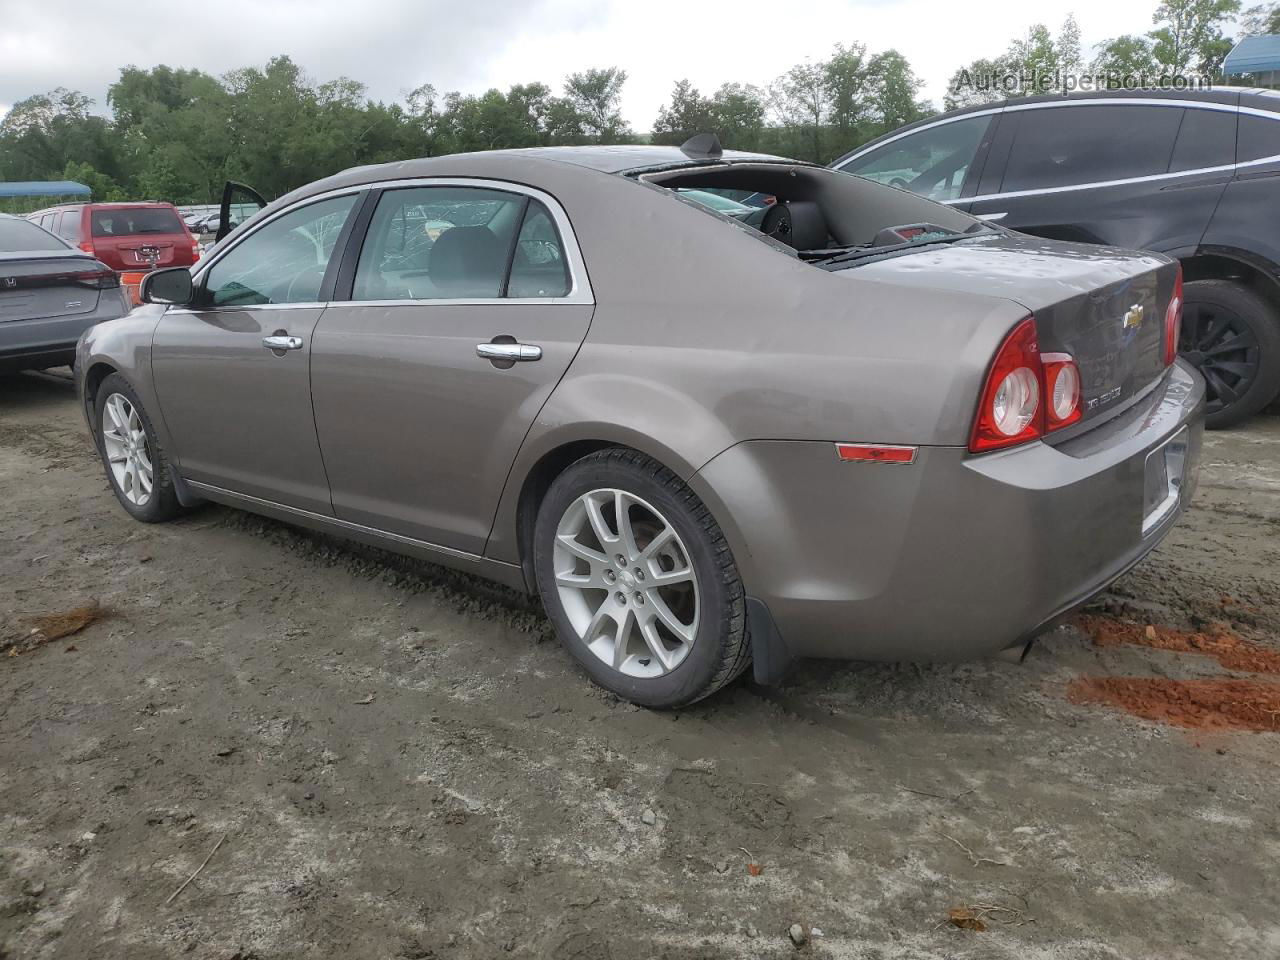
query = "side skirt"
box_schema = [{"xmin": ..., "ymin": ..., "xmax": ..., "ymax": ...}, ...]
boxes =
[{"xmin": 184, "ymin": 479, "xmax": 530, "ymax": 592}]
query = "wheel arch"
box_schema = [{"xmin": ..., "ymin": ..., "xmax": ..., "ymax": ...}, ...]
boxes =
[
  {"xmin": 489, "ymin": 424, "xmax": 712, "ymax": 589},
  {"xmin": 1181, "ymin": 248, "xmax": 1280, "ymax": 312},
  {"xmin": 82, "ymin": 360, "xmax": 121, "ymax": 428}
]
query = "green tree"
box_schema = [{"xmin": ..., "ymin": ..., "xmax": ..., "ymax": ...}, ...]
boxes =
[
  {"xmin": 708, "ymin": 83, "xmax": 766, "ymax": 151},
  {"xmin": 1240, "ymin": 2, "xmax": 1280, "ymax": 34},
  {"xmin": 945, "ymin": 16, "xmax": 1083, "ymax": 108},
  {"xmin": 769, "ymin": 61, "xmax": 827, "ymax": 161},
  {"xmin": 1091, "ymin": 35, "xmax": 1160, "ymax": 78},
  {"xmin": 651, "ymin": 79, "xmax": 714, "ymax": 145},
  {"xmin": 866, "ymin": 50, "xmax": 932, "ymax": 130},
  {"xmin": 1149, "ymin": 0, "xmax": 1241, "ymax": 74},
  {"xmin": 560, "ymin": 68, "xmax": 632, "ymax": 143},
  {"xmin": 0, "ymin": 88, "xmax": 121, "ymax": 186}
]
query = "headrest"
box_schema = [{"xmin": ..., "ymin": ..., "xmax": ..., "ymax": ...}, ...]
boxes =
[
  {"xmin": 760, "ymin": 200, "xmax": 829, "ymax": 251},
  {"xmin": 428, "ymin": 226, "xmax": 505, "ymax": 296}
]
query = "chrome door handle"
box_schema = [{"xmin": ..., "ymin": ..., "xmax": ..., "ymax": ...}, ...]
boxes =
[
  {"xmin": 262, "ymin": 335, "xmax": 304, "ymax": 351},
  {"xmin": 976, "ymin": 212, "xmax": 1007, "ymax": 222},
  {"xmin": 476, "ymin": 342, "xmax": 542, "ymax": 362}
]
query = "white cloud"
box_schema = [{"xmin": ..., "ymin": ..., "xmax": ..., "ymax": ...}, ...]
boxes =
[{"xmin": 0, "ymin": 0, "xmax": 1172, "ymax": 129}]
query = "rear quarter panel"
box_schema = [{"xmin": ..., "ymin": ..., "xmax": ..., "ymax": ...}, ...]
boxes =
[{"xmin": 480, "ymin": 159, "xmax": 1029, "ymax": 565}]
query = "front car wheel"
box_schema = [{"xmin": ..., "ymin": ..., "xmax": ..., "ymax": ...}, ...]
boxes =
[{"xmin": 93, "ymin": 373, "xmax": 183, "ymax": 523}]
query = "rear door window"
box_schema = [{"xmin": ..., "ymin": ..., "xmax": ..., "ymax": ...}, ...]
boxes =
[
  {"xmin": 1238, "ymin": 114, "xmax": 1280, "ymax": 163},
  {"xmin": 1170, "ymin": 108, "xmax": 1236, "ymax": 172},
  {"xmin": 507, "ymin": 202, "xmax": 570, "ymax": 298},
  {"xmin": 840, "ymin": 115, "xmax": 992, "ymax": 201},
  {"xmin": 353, "ymin": 186, "xmax": 527, "ymax": 300},
  {"xmin": 55, "ymin": 210, "xmax": 81, "ymax": 241},
  {"xmin": 91, "ymin": 207, "xmax": 184, "ymax": 237},
  {"xmin": 1001, "ymin": 105, "xmax": 1183, "ymax": 192}
]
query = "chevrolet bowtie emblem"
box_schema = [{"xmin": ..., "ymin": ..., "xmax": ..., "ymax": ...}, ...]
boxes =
[{"xmin": 1123, "ymin": 304, "xmax": 1144, "ymax": 330}]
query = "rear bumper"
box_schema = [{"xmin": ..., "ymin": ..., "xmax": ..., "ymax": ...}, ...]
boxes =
[
  {"xmin": 689, "ymin": 361, "xmax": 1206, "ymax": 663},
  {"xmin": 0, "ymin": 291, "xmax": 129, "ymax": 371}
]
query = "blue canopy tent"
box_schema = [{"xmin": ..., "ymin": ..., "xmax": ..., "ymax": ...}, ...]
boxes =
[
  {"xmin": 1223, "ymin": 35, "xmax": 1280, "ymax": 88},
  {"xmin": 0, "ymin": 180, "xmax": 91, "ymax": 198}
]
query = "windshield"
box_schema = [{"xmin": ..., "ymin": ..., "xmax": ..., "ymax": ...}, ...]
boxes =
[
  {"xmin": 91, "ymin": 207, "xmax": 184, "ymax": 238},
  {"xmin": 0, "ymin": 217, "xmax": 69, "ymax": 253}
]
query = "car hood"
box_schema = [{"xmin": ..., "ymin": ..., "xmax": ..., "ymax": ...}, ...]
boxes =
[{"xmin": 843, "ymin": 232, "xmax": 1170, "ymax": 313}]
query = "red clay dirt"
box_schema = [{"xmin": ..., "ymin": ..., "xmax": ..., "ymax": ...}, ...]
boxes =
[
  {"xmin": 1066, "ymin": 676, "xmax": 1280, "ymax": 733},
  {"xmin": 1073, "ymin": 614, "xmax": 1280, "ymax": 675}
]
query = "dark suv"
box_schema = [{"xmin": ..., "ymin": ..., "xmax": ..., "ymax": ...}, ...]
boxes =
[{"xmin": 833, "ymin": 88, "xmax": 1280, "ymax": 427}]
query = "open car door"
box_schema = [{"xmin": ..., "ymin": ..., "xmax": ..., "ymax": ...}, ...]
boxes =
[{"xmin": 216, "ymin": 181, "xmax": 269, "ymax": 242}]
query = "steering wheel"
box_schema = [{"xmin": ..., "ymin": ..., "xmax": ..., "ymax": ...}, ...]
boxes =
[
  {"xmin": 889, "ymin": 177, "xmax": 910, "ymax": 190},
  {"xmin": 285, "ymin": 266, "xmax": 326, "ymax": 302}
]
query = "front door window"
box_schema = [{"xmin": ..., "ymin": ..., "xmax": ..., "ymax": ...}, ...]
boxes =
[{"xmin": 203, "ymin": 194, "xmax": 357, "ymax": 307}]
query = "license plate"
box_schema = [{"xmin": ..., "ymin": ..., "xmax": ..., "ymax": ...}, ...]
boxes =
[{"xmin": 1142, "ymin": 427, "xmax": 1189, "ymax": 535}]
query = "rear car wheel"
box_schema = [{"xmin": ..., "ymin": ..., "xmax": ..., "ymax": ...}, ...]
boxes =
[
  {"xmin": 1180, "ymin": 279, "xmax": 1280, "ymax": 429},
  {"xmin": 533, "ymin": 448, "xmax": 750, "ymax": 708},
  {"xmin": 93, "ymin": 373, "xmax": 183, "ymax": 523}
]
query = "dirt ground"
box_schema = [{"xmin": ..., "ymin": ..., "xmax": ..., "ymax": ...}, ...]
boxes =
[{"xmin": 2, "ymin": 368, "xmax": 1279, "ymax": 960}]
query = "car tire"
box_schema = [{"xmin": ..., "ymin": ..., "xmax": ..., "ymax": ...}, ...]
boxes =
[
  {"xmin": 1181, "ymin": 279, "xmax": 1280, "ymax": 429},
  {"xmin": 93, "ymin": 372, "xmax": 184, "ymax": 523},
  {"xmin": 533, "ymin": 448, "xmax": 750, "ymax": 708}
]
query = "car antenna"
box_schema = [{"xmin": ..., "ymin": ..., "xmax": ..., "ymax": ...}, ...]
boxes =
[{"xmin": 680, "ymin": 133, "xmax": 723, "ymax": 160}]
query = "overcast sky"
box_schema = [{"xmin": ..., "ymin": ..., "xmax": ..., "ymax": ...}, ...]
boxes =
[{"xmin": 0, "ymin": 0, "xmax": 1185, "ymax": 128}]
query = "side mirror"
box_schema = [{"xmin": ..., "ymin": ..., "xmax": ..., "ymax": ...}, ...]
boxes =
[{"xmin": 140, "ymin": 267, "xmax": 195, "ymax": 306}]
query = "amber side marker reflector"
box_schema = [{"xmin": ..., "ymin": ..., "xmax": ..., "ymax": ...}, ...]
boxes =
[{"xmin": 835, "ymin": 443, "xmax": 917, "ymax": 464}]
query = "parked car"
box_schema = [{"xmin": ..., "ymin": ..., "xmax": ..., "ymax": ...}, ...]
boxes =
[
  {"xmin": 832, "ymin": 88, "xmax": 1280, "ymax": 428},
  {"xmin": 25, "ymin": 201, "xmax": 200, "ymax": 274},
  {"xmin": 0, "ymin": 214, "xmax": 129, "ymax": 372},
  {"xmin": 188, "ymin": 213, "xmax": 236, "ymax": 236},
  {"xmin": 76, "ymin": 143, "xmax": 1204, "ymax": 707}
]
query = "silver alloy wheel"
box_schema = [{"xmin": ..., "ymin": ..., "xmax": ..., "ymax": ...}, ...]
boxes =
[
  {"xmin": 553, "ymin": 488, "xmax": 700, "ymax": 678},
  {"xmin": 101, "ymin": 393, "xmax": 154, "ymax": 507}
]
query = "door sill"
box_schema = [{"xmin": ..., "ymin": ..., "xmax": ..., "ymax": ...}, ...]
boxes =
[{"xmin": 185, "ymin": 479, "xmax": 482, "ymax": 563}]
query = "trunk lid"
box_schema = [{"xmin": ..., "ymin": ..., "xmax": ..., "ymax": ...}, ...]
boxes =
[
  {"xmin": 0, "ymin": 257, "xmax": 107, "ymax": 323},
  {"xmin": 840, "ymin": 233, "xmax": 1177, "ymax": 428}
]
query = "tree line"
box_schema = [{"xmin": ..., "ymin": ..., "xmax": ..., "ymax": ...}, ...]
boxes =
[{"xmin": 1, "ymin": 0, "xmax": 1275, "ymax": 209}]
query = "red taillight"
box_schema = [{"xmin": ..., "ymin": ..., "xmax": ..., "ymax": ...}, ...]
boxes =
[
  {"xmin": 970, "ymin": 317, "xmax": 1084, "ymax": 452},
  {"xmin": 1164, "ymin": 265, "xmax": 1183, "ymax": 366},
  {"xmin": 74, "ymin": 269, "xmax": 120, "ymax": 290},
  {"xmin": 970, "ymin": 317, "xmax": 1044, "ymax": 452},
  {"xmin": 1042, "ymin": 353, "xmax": 1082, "ymax": 429},
  {"xmin": 78, "ymin": 240, "xmax": 95, "ymax": 256},
  {"xmin": 191, "ymin": 241, "xmax": 201, "ymax": 261}
]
